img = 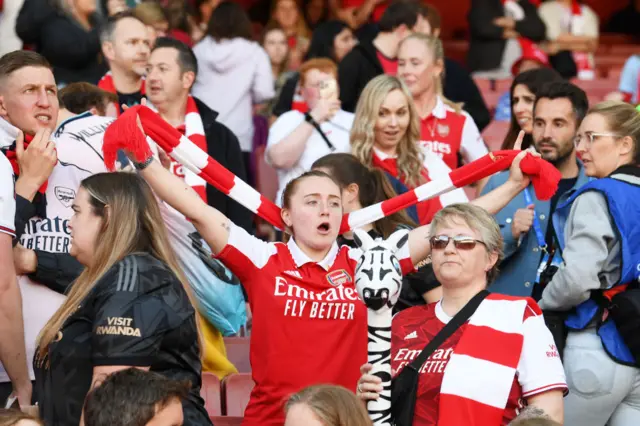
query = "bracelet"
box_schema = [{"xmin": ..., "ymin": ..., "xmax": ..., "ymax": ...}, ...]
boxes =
[{"xmin": 133, "ymin": 156, "xmax": 154, "ymax": 170}]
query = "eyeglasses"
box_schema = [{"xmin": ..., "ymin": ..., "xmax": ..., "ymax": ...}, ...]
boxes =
[
  {"xmin": 573, "ymin": 132, "xmax": 621, "ymax": 149},
  {"xmin": 430, "ymin": 235, "xmax": 485, "ymax": 251}
]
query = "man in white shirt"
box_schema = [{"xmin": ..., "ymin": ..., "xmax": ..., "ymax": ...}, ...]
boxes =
[{"xmin": 267, "ymin": 58, "xmax": 354, "ymax": 206}]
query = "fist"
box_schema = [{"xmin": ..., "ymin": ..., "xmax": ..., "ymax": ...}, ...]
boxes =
[{"xmin": 511, "ymin": 205, "xmax": 535, "ymax": 240}]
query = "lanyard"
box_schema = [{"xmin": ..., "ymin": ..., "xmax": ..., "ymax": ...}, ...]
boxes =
[{"xmin": 523, "ymin": 187, "xmax": 548, "ymax": 253}]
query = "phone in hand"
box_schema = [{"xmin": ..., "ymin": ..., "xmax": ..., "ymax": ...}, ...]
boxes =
[{"xmin": 318, "ymin": 78, "xmax": 338, "ymax": 102}]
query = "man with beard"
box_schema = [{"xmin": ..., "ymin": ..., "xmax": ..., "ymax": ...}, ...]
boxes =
[
  {"xmin": 98, "ymin": 11, "xmax": 151, "ymax": 113},
  {"xmin": 480, "ymin": 81, "xmax": 590, "ymax": 298},
  {"xmin": 146, "ymin": 37, "xmax": 250, "ymax": 378}
]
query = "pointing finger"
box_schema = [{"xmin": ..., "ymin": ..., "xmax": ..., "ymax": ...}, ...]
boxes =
[{"xmin": 513, "ymin": 130, "xmax": 525, "ymax": 151}]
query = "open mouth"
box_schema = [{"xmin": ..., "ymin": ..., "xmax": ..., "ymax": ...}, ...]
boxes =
[
  {"xmin": 35, "ymin": 114, "xmax": 51, "ymax": 124},
  {"xmin": 317, "ymin": 222, "xmax": 331, "ymax": 234}
]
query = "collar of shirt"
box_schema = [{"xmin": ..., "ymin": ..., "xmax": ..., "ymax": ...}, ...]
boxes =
[
  {"xmin": 287, "ymin": 237, "xmax": 340, "ymax": 271},
  {"xmin": 372, "ymin": 146, "xmax": 397, "ymax": 161},
  {"xmin": 429, "ymin": 96, "xmax": 447, "ymax": 120},
  {"xmin": 435, "ymin": 300, "xmax": 452, "ymax": 324},
  {"xmin": 0, "ymin": 118, "xmax": 19, "ymax": 149}
]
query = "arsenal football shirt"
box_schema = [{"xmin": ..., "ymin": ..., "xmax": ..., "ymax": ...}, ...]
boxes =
[
  {"xmin": 392, "ymin": 302, "xmax": 567, "ymax": 425},
  {"xmin": 216, "ymin": 223, "xmax": 414, "ymax": 425},
  {"xmin": 0, "ymin": 151, "xmax": 15, "ymax": 238},
  {"xmin": 419, "ymin": 96, "xmax": 488, "ymax": 170}
]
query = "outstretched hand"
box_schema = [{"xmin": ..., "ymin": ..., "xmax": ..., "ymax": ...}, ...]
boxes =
[{"xmin": 507, "ymin": 130, "xmax": 541, "ymax": 190}]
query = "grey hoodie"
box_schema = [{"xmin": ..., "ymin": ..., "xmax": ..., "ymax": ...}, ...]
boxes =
[{"xmin": 192, "ymin": 36, "xmax": 275, "ymax": 152}]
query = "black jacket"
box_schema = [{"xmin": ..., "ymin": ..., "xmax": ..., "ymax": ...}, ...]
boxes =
[
  {"xmin": 467, "ymin": 0, "xmax": 546, "ymax": 73},
  {"xmin": 336, "ymin": 39, "xmax": 491, "ymax": 131},
  {"xmin": 16, "ymin": 0, "xmax": 107, "ymax": 85},
  {"xmin": 196, "ymin": 98, "xmax": 254, "ymax": 234}
]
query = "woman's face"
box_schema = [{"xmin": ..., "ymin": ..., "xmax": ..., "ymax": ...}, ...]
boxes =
[
  {"xmin": 333, "ymin": 28, "xmax": 356, "ymax": 62},
  {"xmin": 284, "ymin": 403, "xmax": 324, "ymax": 426},
  {"xmin": 73, "ymin": 0, "xmax": 97, "ymax": 16},
  {"xmin": 374, "ymin": 89, "xmax": 411, "ymax": 153},
  {"xmin": 575, "ymin": 113, "xmax": 633, "ymax": 178},
  {"xmin": 281, "ymin": 176, "xmax": 343, "ymax": 253},
  {"xmin": 264, "ymin": 29, "xmax": 289, "ymax": 67},
  {"xmin": 398, "ymin": 38, "xmax": 442, "ymax": 99},
  {"xmin": 431, "ymin": 217, "xmax": 496, "ymax": 289},
  {"xmin": 274, "ymin": 0, "xmax": 299, "ymax": 30},
  {"xmin": 69, "ymin": 187, "xmax": 104, "ymax": 267},
  {"xmin": 512, "ymin": 84, "xmax": 535, "ymax": 134}
]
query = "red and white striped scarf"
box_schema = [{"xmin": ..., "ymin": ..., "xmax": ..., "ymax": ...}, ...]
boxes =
[
  {"xmin": 439, "ymin": 294, "xmax": 539, "ymax": 425},
  {"xmin": 171, "ymin": 96, "xmax": 207, "ymax": 203},
  {"xmin": 567, "ymin": 0, "xmax": 595, "ymax": 80},
  {"xmin": 102, "ymin": 106, "xmax": 561, "ymax": 233}
]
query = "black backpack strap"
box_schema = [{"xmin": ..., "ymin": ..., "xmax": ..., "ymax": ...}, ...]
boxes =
[{"xmin": 406, "ymin": 290, "xmax": 490, "ymax": 373}]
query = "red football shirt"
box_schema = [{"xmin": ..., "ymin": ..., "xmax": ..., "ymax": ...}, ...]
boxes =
[
  {"xmin": 419, "ymin": 97, "xmax": 488, "ymax": 170},
  {"xmin": 376, "ymin": 51, "xmax": 398, "ymax": 75},
  {"xmin": 217, "ymin": 224, "xmax": 414, "ymax": 425},
  {"xmin": 391, "ymin": 302, "xmax": 567, "ymax": 425}
]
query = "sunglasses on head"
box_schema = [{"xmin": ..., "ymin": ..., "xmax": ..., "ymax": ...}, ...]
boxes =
[{"xmin": 430, "ymin": 235, "xmax": 485, "ymax": 251}]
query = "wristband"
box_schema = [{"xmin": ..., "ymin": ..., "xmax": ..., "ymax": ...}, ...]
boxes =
[{"xmin": 133, "ymin": 156, "xmax": 154, "ymax": 170}]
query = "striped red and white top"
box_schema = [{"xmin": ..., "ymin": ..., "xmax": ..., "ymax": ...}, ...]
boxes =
[
  {"xmin": 392, "ymin": 296, "xmax": 567, "ymax": 425},
  {"xmin": 216, "ymin": 223, "xmax": 414, "ymax": 425}
]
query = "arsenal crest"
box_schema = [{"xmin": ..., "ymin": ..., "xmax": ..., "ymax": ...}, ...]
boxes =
[
  {"xmin": 437, "ymin": 123, "xmax": 450, "ymax": 137},
  {"xmin": 326, "ymin": 269, "xmax": 352, "ymax": 287},
  {"xmin": 55, "ymin": 186, "xmax": 76, "ymax": 208}
]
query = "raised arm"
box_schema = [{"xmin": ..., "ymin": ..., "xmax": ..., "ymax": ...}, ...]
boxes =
[{"xmin": 138, "ymin": 160, "xmax": 230, "ymax": 255}]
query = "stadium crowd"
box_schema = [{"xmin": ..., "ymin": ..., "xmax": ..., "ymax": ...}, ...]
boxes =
[{"xmin": 0, "ymin": 0, "xmax": 639, "ymax": 425}]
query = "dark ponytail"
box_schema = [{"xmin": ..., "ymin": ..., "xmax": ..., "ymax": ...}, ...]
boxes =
[{"xmin": 312, "ymin": 154, "xmax": 416, "ymax": 238}]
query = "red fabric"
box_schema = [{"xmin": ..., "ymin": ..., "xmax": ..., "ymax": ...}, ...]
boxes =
[
  {"xmin": 371, "ymin": 154, "xmax": 442, "ymax": 224},
  {"xmin": 377, "ymin": 51, "xmax": 398, "ymax": 75},
  {"xmin": 102, "ymin": 106, "xmax": 152, "ymax": 169},
  {"xmin": 4, "ymin": 133, "xmax": 49, "ymax": 194},
  {"xmin": 342, "ymin": 0, "xmax": 388, "ymax": 22},
  {"xmin": 511, "ymin": 38, "xmax": 550, "ymax": 76},
  {"xmin": 392, "ymin": 303, "xmax": 530, "ymax": 425},
  {"xmin": 215, "ymin": 242, "xmax": 368, "ymax": 426},
  {"xmin": 419, "ymin": 111, "xmax": 465, "ymax": 170},
  {"xmin": 288, "ymin": 35, "xmax": 297, "ymax": 49},
  {"xmin": 172, "ymin": 96, "xmax": 207, "ymax": 203},
  {"xmin": 169, "ymin": 29, "xmax": 193, "ymax": 47}
]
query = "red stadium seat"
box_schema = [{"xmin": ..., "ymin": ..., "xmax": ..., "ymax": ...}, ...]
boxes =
[
  {"xmin": 209, "ymin": 416, "xmax": 244, "ymax": 426},
  {"xmin": 223, "ymin": 337, "xmax": 251, "ymax": 373},
  {"xmin": 482, "ymin": 121, "xmax": 510, "ymax": 151},
  {"xmin": 200, "ymin": 373, "xmax": 222, "ymax": 416},
  {"xmin": 222, "ymin": 373, "xmax": 255, "ymax": 416}
]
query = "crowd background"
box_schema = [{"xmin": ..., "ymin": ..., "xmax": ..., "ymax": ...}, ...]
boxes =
[{"xmin": 0, "ymin": 0, "xmax": 640, "ymax": 425}]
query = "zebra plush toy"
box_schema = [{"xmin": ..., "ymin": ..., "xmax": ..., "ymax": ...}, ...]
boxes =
[{"xmin": 354, "ymin": 229, "xmax": 407, "ymax": 426}]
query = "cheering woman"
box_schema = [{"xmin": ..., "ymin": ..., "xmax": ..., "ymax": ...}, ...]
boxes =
[
  {"xmin": 34, "ymin": 173, "xmax": 211, "ymax": 426},
  {"xmin": 125, "ymin": 108, "xmax": 534, "ymax": 424},
  {"xmin": 351, "ymin": 73, "xmax": 468, "ymax": 225}
]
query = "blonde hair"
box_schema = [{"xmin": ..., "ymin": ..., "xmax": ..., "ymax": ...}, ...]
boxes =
[
  {"xmin": 588, "ymin": 101, "xmax": 640, "ymax": 164},
  {"xmin": 285, "ymin": 385, "xmax": 372, "ymax": 426},
  {"xmin": 36, "ymin": 173, "xmax": 199, "ymax": 364},
  {"xmin": 429, "ymin": 203, "xmax": 504, "ymax": 284},
  {"xmin": 133, "ymin": 2, "xmax": 168, "ymax": 26},
  {"xmin": 0, "ymin": 409, "xmax": 43, "ymax": 426},
  {"xmin": 400, "ymin": 33, "xmax": 463, "ymax": 113},
  {"xmin": 351, "ymin": 75, "xmax": 424, "ymax": 187}
]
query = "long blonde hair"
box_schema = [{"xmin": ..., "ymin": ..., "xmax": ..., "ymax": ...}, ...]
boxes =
[
  {"xmin": 285, "ymin": 385, "xmax": 372, "ymax": 426},
  {"xmin": 401, "ymin": 33, "xmax": 463, "ymax": 114},
  {"xmin": 351, "ymin": 74, "xmax": 424, "ymax": 187},
  {"xmin": 36, "ymin": 172, "xmax": 198, "ymax": 364}
]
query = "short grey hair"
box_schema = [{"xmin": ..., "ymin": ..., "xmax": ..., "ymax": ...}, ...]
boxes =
[{"xmin": 429, "ymin": 203, "xmax": 504, "ymax": 284}]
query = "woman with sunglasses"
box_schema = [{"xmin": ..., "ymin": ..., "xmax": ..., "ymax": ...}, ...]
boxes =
[
  {"xmin": 538, "ymin": 101, "xmax": 640, "ymax": 426},
  {"xmin": 357, "ymin": 203, "xmax": 566, "ymax": 425}
]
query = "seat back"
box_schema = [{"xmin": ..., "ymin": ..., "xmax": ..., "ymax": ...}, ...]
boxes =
[
  {"xmin": 223, "ymin": 337, "xmax": 251, "ymax": 373},
  {"xmin": 200, "ymin": 373, "xmax": 222, "ymax": 416},
  {"xmin": 223, "ymin": 373, "xmax": 255, "ymax": 416}
]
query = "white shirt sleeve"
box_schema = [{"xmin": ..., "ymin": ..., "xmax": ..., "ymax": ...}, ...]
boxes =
[
  {"xmin": 582, "ymin": 6, "xmax": 600, "ymax": 38},
  {"xmin": 265, "ymin": 111, "xmax": 306, "ymax": 165},
  {"xmin": 538, "ymin": 3, "xmax": 562, "ymax": 41},
  {"xmin": 0, "ymin": 152, "xmax": 16, "ymax": 238},
  {"xmin": 460, "ymin": 112, "xmax": 489, "ymax": 164},
  {"xmin": 516, "ymin": 307, "xmax": 568, "ymax": 398},
  {"xmin": 251, "ymin": 46, "xmax": 276, "ymax": 103}
]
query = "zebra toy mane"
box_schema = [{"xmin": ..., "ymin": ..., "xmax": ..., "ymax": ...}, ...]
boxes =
[{"xmin": 353, "ymin": 229, "xmax": 408, "ymax": 426}]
